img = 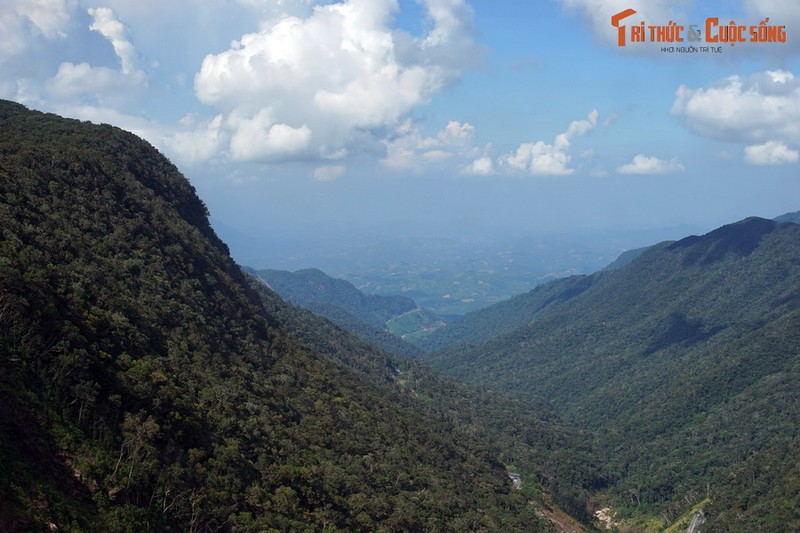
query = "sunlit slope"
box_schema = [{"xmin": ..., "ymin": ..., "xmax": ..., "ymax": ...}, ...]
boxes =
[
  {"xmin": 0, "ymin": 100, "xmax": 555, "ymax": 532},
  {"xmin": 425, "ymin": 216, "xmax": 800, "ymax": 529}
]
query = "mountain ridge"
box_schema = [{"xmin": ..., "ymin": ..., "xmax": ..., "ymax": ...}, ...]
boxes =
[
  {"xmin": 0, "ymin": 100, "xmax": 559, "ymax": 531},
  {"xmin": 422, "ymin": 215, "xmax": 800, "ymax": 530},
  {"xmin": 252, "ymin": 267, "xmax": 441, "ymax": 355}
]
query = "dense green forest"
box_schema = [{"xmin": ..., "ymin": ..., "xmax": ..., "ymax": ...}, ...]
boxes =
[
  {"xmin": 0, "ymin": 100, "xmax": 579, "ymax": 532},
  {"xmin": 253, "ymin": 267, "xmax": 445, "ymax": 347},
  {"xmin": 4, "ymin": 98, "xmax": 797, "ymax": 532},
  {"xmin": 423, "ymin": 216, "xmax": 800, "ymax": 530},
  {"xmin": 253, "ymin": 268, "xmax": 416, "ymax": 330},
  {"xmin": 415, "ymin": 274, "xmax": 598, "ymax": 353},
  {"xmin": 246, "ymin": 273, "xmax": 609, "ymax": 526},
  {"xmin": 249, "ymin": 268, "xmax": 425, "ymax": 359}
]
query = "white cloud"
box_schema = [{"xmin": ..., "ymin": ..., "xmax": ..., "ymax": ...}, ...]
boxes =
[
  {"xmin": 671, "ymin": 70, "xmax": 800, "ymax": 146},
  {"xmin": 194, "ymin": 0, "xmax": 480, "ymax": 163},
  {"xmin": 229, "ymin": 108, "xmax": 312, "ymax": 161},
  {"xmin": 617, "ymin": 154, "xmax": 684, "ymax": 174},
  {"xmin": 165, "ymin": 114, "xmax": 225, "ymax": 166},
  {"xmin": 672, "ymin": 70, "xmax": 800, "ymax": 166},
  {"xmin": 382, "ymin": 118, "xmax": 481, "ymax": 170},
  {"xmin": 504, "ymin": 141, "xmax": 572, "ymax": 175},
  {"xmin": 438, "ymin": 120, "xmax": 475, "ymax": 144},
  {"xmin": 88, "ymin": 7, "xmax": 138, "ymax": 75},
  {"xmin": 423, "ymin": 149, "xmax": 451, "ymax": 161},
  {"xmin": 558, "ymin": 0, "xmax": 683, "ymax": 48},
  {"xmin": 0, "ymin": 0, "xmax": 73, "ymax": 58},
  {"xmin": 745, "ymin": 0, "xmax": 800, "ymax": 50},
  {"xmin": 744, "ymin": 141, "xmax": 799, "ymax": 165},
  {"xmin": 462, "ymin": 155, "xmax": 493, "ymax": 176},
  {"xmin": 313, "ymin": 164, "xmax": 346, "ymax": 181},
  {"xmin": 47, "ymin": 61, "xmax": 146, "ymax": 105},
  {"xmin": 42, "ymin": 8, "xmax": 147, "ymax": 109},
  {"xmin": 503, "ymin": 110, "xmax": 598, "ymax": 175}
]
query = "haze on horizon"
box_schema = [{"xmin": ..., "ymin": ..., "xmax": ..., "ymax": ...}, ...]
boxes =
[{"xmin": 2, "ymin": 0, "xmax": 798, "ymax": 269}]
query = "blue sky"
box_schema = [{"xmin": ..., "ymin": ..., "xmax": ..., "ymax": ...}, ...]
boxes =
[{"xmin": 2, "ymin": 0, "xmax": 799, "ymax": 264}]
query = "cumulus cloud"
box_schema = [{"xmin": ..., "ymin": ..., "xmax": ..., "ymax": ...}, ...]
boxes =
[
  {"xmin": 0, "ymin": 0, "xmax": 73, "ymax": 58},
  {"xmin": 462, "ymin": 155, "xmax": 494, "ymax": 176},
  {"xmin": 438, "ymin": 120, "xmax": 476, "ymax": 144},
  {"xmin": 558, "ymin": 0, "xmax": 683, "ymax": 48},
  {"xmin": 744, "ymin": 141, "xmax": 799, "ymax": 165},
  {"xmin": 46, "ymin": 8, "xmax": 147, "ymax": 106},
  {"xmin": 617, "ymin": 154, "xmax": 684, "ymax": 174},
  {"xmin": 228, "ymin": 108, "xmax": 312, "ymax": 161},
  {"xmin": 502, "ymin": 110, "xmax": 599, "ymax": 175},
  {"xmin": 164, "ymin": 114, "xmax": 225, "ymax": 166},
  {"xmin": 47, "ymin": 61, "xmax": 147, "ymax": 105},
  {"xmin": 382, "ymin": 118, "xmax": 481, "ymax": 170},
  {"xmin": 672, "ymin": 70, "xmax": 800, "ymax": 144},
  {"xmin": 672, "ymin": 69, "xmax": 800, "ymax": 164},
  {"xmin": 88, "ymin": 7, "xmax": 138, "ymax": 75},
  {"xmin": 194, "ymin": 0, "xmax": 480, "ymax": 163}
]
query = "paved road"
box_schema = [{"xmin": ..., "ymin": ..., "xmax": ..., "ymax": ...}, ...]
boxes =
[{"xmin": 686, "ymin": 509, "xmax": 705, "ymax": 533}]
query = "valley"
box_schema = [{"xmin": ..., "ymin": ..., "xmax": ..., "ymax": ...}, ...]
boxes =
[
  {"xmin": 256, "ymin": 212, "xmax": 800, "ymax": 531},
  {"xmin": 229, "ymin": 226, "xmax": 704, "ymax": 318},
  {"xmin": 2, "ymin": 100, "xmax": 798, "ymax": 532}
]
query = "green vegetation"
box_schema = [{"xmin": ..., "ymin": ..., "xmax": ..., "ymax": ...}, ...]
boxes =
[
  {"xmin": 253, "ymin": 268, "xmax": 416, "ymax": 330},
  {"xmin": 252, "ymin": 267, "xmax": 434, "ymax": 354},
  {"xmin": 423, "ymin": 217, "xmax": 800, "ymax": 529},
  {"xmin": 330, "ymin": 235, "xmax": 635, "ymax": 317},
  {"xmin": 774, "ymin": 209, "xmax": 800, "ymax": 224},
  {"xmin": 385, "ymin": 307, "xmax": 444, "ymax": 341},
  {"xmin": 415, "ymin": 274, "xmax": 597, "ymax": 353},
  {"xmin": 5, "ymin": 98, "xmax": 796, "ymax": 532},
  {"xmin": 0, "ymin": 100, "xmax": 564, "ymax": 531},
  {"xmin": 247, "ymin": 275, "xmax": 610, "ymax": 526}
]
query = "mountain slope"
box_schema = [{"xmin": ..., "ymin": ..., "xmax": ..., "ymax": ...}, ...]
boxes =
[
  {"xmin": 774, "ymin": 209, "xmax": 800, "ymax": 224},
  {"xmin": 424, "ymin": 216, "xmax": 800, "ymax": 528},
  {"xmin": 416, "ymin": 274, "xmax": 598, "ymax": 353},
  {"xmin": 248, "ymin": 273, "xmax": 610, "ymax": 525},
  {"xmin": 255, "ymin": 267, "xmax": 416, "ymax": 329},
  {"xmin": 253, "ymin": 267, "xmax": 429, "ymax": 356},
  {"xmin": 0, "ymin": 100, "xmax": 554, "ymax": 532}
]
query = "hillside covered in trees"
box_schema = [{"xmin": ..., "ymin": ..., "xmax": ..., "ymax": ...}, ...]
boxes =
[
  {"xmin": 249, "ymin": 268, "xmax": 426, "ymax": 358},
  {"xmin": 4, "ymin": 98, "xmax": 797, "ymax": 532},
  {"xmin": 423, "ymin": 216, "xmax": 800, "ymax": 531},
  {"xmin": 252, "ymin": 267, "xmax": 449, "ymax": 348},
  {"xmin": 0, "ymin": 100, "xmax": 581, "ymax": 532}
]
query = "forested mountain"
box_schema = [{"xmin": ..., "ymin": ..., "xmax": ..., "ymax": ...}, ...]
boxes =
[
  {"xmin": 251, "ymin": 267, "xmax": 437, "ymax": 356},
  {"xmin": 774, "ymin": 209, "xmax": 800, "ymax": 224},
  {"xmin": 5, "ymin": 98, "xmax": 795, "ymax": 532},
  {"xmin": 254, "ymin": 268, "xmax": 415, "ymax": 329},
  {"xmin": 424, "ymin": 216, "xmax": 800, "ymax": 530},
  {"xmin": 246, "ymin": 273, "xmax": 609, "ymax": 526},
  {"xmin": 0, "ymin": 100, "xmax": 567, "ymax": 532},
  {"xmin": 415, "ymin": 274, "xmax": 598, "ymax": 353}
]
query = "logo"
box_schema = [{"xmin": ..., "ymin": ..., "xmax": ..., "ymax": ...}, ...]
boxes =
[{"xmin": 611, "ymin": 9, "xmax": 787, "ymax": 52}]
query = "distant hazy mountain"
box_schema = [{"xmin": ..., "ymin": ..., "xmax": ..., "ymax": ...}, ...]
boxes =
[
  {"xmin": 235, "ymin": 226, "xmax": 705, "ymax": 317},
  {"xmin": 774, "ymin": 209, "xmax": 800, "ymax": 224},
  {"xmin": 251, "ymin": 267, "xmax": 445, "ymax": 353},
  {"xmin": 253, "ymin": 267, "xmax": 416, "ymax": 328},
  {"xmin": 600, "ymin": 245, "xmax": 650, "ymax": 271},
  {"xmin": 423, "ymin": 216, "xmax": 800, "ymax": 530}
]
